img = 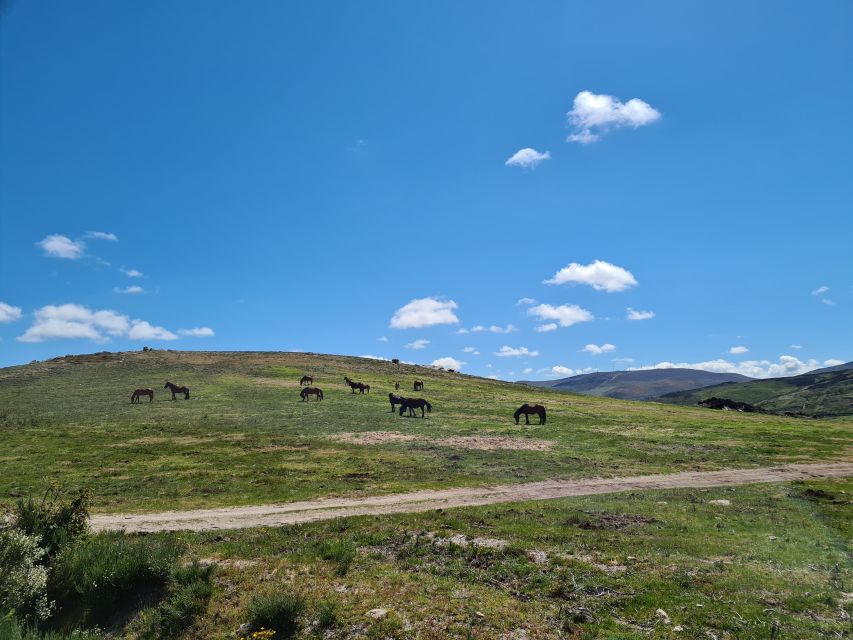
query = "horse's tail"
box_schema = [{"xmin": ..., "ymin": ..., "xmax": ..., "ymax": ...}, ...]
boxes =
[
  {"xmin": 186, "ymin": 388, "xmax": 190, "ymax": 399},
  {"xmin": 426, "ymin": 401, "xmax": 432, "ymax": 413},
  {"xmin": 318, "ymin": 389, "xmax": 324, "ymax": 399}
]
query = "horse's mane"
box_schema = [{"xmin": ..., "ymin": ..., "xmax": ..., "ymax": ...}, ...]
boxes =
[{"xmin": 513, "ymin": 405, "xmax": 524, "ymax": 418}]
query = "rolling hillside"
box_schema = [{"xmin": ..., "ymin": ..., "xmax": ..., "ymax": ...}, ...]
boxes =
[
  {"xmin": 521, "ymin": 367, "xmax": 751, "ymax": 400},
  {"xmin": 657, "ymin": 363, "xmax": 853, "ymax": 417}
]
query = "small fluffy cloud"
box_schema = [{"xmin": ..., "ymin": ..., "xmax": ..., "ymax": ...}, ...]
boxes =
[
  {"xmin": 432, "ymin": 356, "xmax": 464, "ymax": 370},
  {"xmin": 37, "ymin": 234, "xmax": 84, "ymax": 259},
  {"xmin": 545, "ymin": 365, "xmax": 597, "ymax": 377},
  {"xmin": 495, "ymin": 346, "xmax": 539, "ymax": 358},
  {"xmin": 114, "ymin": 286, "xmax": 145, "ymax": 295},
  {"xmin": 505, "ymin": 148, "xmax": 551, "ymax": 169},
  {"xmin": 121, "ymin": 268, "xmax": 143, "ymax": 278},
  {"xmin": 630, "ymin": 354, "xmax": 830, "ymax": 379},
  {"xmin": 17, "ymin": 303, "xmax": 178, "ymax": 343},
  {"xmin": 0, "ymin": 302, "xmax": 23, "ymax": 323},
  {"xmin": 390, "ymin": 297, "xmax": 459, "ymax": 329},
  {"xmin": 405, "ymin": 339, "xmax": 430, "ymax": 350},
  {"xmin": 567, "ymin": 90, "xmax": 661, "ymax": 144},
  {"xmin": 811, "ymin": 286, "xmax": 829, "ymax": 295},
  {"xmin": 86, "ymin": 231, "xmax": 118, "ymax": 241},
  {"xmin": 463, "ymin": 346, "xmax": 480, "ymax": 355},
  {"xmin": 528, "ymin": 304, "xmax": 594, "ymax": 331},
  {"xmin": 516, "ymin": 297, "xmax": 537, "ymax": 305},
  {"xmin": 728, "ymin": 346, "xmax": 749, "ymax": 355},
  {"xmin": 626, "ymin": 308, "xmax": 655, "ymax": 321},
  {"xmin": 545, "ymin": 260, "xmax": 637, "ymax": 292},
  {"xmin": 821, "ymin": 298, "xmax": 835, "ymax": 306},
  {"xmin": 824, "ymin": 359, "xmax": 845, "ymax": 367},
  {"xmin": 535, "ymin": 323, "xmax": 558, "ymax": 333},
  {"xmin": 178, "ymin": 327, "xmax": 215, "ymax": 338},
  {"xmin": 789, "ymin": 344, "xmax": 803, "ymax": 349},
  {"xmin": 582, "ymin": 343, "xmax": 616, "ymax": 355},
  {"xmin": 377, "ymin": 336, "xmax": 388, "ymax": 342},
  {"xmin": 470, "ymin": 324, "xmax": 517, "ymax": 334}
]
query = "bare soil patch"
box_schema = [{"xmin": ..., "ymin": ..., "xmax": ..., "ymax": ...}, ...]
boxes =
[
  {"xmin": 437, "ymin": 435, "xmax": 554, "ymax": 451},
  {"xmin": 331, "ymin": 431, "xmax": 422, "ymax": 445}
]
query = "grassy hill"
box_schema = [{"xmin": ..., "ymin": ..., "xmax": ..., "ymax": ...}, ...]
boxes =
[
  {"xmin": 657, "ymin": 366, "xmax": 853, "ymax": 417},
  {"xmin": 1, "ymin": 350, "xmax": 851, "ymax": 639},
  {"xmin": 521, "ymin": 367, "xmax": 751, "ymax": 400}
]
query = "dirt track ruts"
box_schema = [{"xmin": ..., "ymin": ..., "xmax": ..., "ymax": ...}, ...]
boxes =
[{"xmin": 91, "ymin": 461, "xmax": 853, "ymax": 533}]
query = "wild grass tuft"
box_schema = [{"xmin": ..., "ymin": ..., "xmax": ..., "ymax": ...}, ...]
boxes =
[{"xmin": 247, "ymin": 591, "xmax": 306, "ymax": 638}]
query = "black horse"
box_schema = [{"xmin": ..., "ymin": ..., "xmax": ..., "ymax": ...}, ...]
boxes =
[
  {"xmin": 399, "ymin": 397, "xmax": 431, "ymax": 418},
  {"xmin": 164, "ymin": 381, "xmax": 190, "ymax": 400},
  {"xmin": 344, "ymin": 376, "xmax": 370, "ymax": 394},
  {"xmin": 389, "ymin": 393, "xmax": 407, "ymax": 412},
  {"xmin": 300, "ymin": 387, "xmax": 323, "ymax": 401},
  {"xmin": 299, "ymin": 375, "xmax": 313, "ymax": 386},
  {"xmin": 514, "ymin": 404, "xmax": 546, "ymax": 425}
]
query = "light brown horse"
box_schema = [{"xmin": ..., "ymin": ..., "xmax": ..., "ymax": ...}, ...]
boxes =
[
  {"xmin": 300, "ymin": 387, "xmax": 323, "ymax": 401},
  {"xmin": 514, "ymin": 404, "xmax": 546, "ymax": 425},
  {"xmin": 131, "ymin": 388, "xmax": 154, "ymax": 403},
  {"xmin": 300, "ymin": 375, "xmax": 313, "ymax": 386}
]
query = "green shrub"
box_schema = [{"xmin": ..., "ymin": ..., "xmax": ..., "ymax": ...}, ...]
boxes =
[
  {"xmin": 316, "ymin": 538, "xmax": 356, "ymax": 576},
  {"xmin": 12, "ymin": 488, "xmax": 89, "ymax": 560},
  {"xmin": 0, "ymin": 530, "xmax": 53, "ymax": 622},
  {"xmin": 0, "ymin": 614, "xmax": 104, "ymax": 639},
  {"xmin": 51, "ymin": 533, "xmax": 182, "ymax": 625},
  {"xmin": 315, "ymin": 598, "xmax": 339, "ymax": 630},
  {"xmin": 247, "ymin": 591, "xmax": 306, "ymax": 638},
  {"xmin": 137, "ymin": 561, "xmax": 215, "ymax": 639}
]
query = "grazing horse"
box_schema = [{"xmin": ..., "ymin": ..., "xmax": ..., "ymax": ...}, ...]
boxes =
[
  {"xmin": 130, "ymin": 388, "xmax": 154, "ymax": 404},
  {"xmin": 399, "ymin": 398, "xmax": 431, "ymax": 418},
  {"xmin": 413, "ymin": 380, "xmax": 424, "ymax": 391},
  {"xmin": 389, "ymin": 393, "xmax": 407, "ymax": 412},
  {"xmin": 299, "ymin": 375, "xmax": 313, "ymax": 386},
  {"xmin": 395, "ymin": 382, "xmax": 400, "ymax": 391},
  {"xmin": 514, "ymin": 404, "xmax": 546, "ymax": 425},
  {"xmin": 300, "ymin": 387, "xmax": 323, "ymax": 401},
  {"xmin": 164, "ymin": 381, "xmax": 190, "ymax": 400},
  {"xmin": 344, "ymin": 376, "xmax": 370, "ymax": 394}
]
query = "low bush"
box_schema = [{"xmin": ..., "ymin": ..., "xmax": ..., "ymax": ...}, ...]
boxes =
[
  {"xmin": 316, "ymin": 538, "xmax": 356, "ymax": 576},
  {"xmin": 0, "ymin": 614, "xmax": 104, "ymax": 639},
  {"xmin": 247, "ymin": 591, "xmax": 306, "ymax": 638},
  {"xmin": 12, "ymin": 488, "xmax": 90, "ymax": 560},
  {"xmin": 137, "ymin": 561, "xmax": 215, "ymax": 639},
  {"xmin": 0, "ymin": 530, "xmax": 53, "ymax": 622}
]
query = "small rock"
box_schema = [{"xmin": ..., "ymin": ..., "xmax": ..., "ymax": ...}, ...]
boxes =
[
  {"xmin": 367, "ymin": 608, "xmax": 388, "ymax": 620},
  {"xmin": 475, "ymin": 611, "xmax": 485, "ymax": 618},
  {"xmin": 708, "ymin": 499, "xmax": 731, "ymax": 506},
  {"xmin": 527, "ymin": 550, "xmax": 548, "ymax": 564},
  {"xmin": 235, "ymin": 623, "xmax": 251, "ymax": 635},
  {"xmin": 656, "ymin": 608, "xmax": 671, "ymax": 624},
  {"xmin": 673, "ymin": 625, "xmax": 684, "ymax": 632},
  {"xmin": 768, "ymin": 535, "xmax": 777, "ymax": 541}
]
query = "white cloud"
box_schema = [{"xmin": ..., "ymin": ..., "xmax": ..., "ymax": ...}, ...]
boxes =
[
  {"xmin": 505, "ymin": 148, "xmax": 551, "ymax": 169},
  {"xmin": 535, "ymin": 323, "xmax": 558, "ymax": 333},
  {"xmin": 360, "ymin": 354, "xmax": 390, "ymax": 361},
  {"xmin": 17, "ymin": 303, "xmax": 178, "ymax": 343},
  {"xmin": 728, "ymin": 346, "xmax": 749, "ymax": 355},
  {"xmin": 36, "ymin": 234, "xmax": 85, "ymax": 259},
  {"xmin": 85, "ymin": 231, "xmax": 118, "ymax": 241},
  {"xmin": 582, "ymin": 343, "xmax": 616, "ymax": 355},
  {"xmin": 377, "ymin": 336, "xmax": 388, "ymax": 342},
  {"xmin": 455, "ymin": 328, "xmax": 469, "ymax": 334},
  {"xmin": 551, "ymin": 366, "xmax": 576, "ymax": 376},
  {"xmin": 626, "ymin": 307, "xmax": 655, "ymax": 321},
  {"xmin": 463, "ymin": 346, "xmax": 480, "ymax": 355},
  {"xmin": 567, "ymin": 90, "xmax": 661, "ymax": 144},
  {"xmin": 630, "ymin": 354, "xmax": 829, "ymax": 379},
  {"xmin": 543, "ymin": 365, "xmax": 597, "ymax": 377},
  {"xmin": 811, "ymin": 285, "xmax": 829, "ymax": 295},
  {"xmin": 528, "ymin": 303, "xmax": 594, "ymax": 331},
  {"xmin": 390, "ymin": 297, "xmax": 459, "ymax": 329},
  {"xmin": 114, "ymin": 286, "xmax": 145, "ymax": 295},
  {"xmin": 545, "ymin": 260, "xmax": 637, "ymax": 292},
  {"xmin": 128, "ymin": 321, "xmax": 178, "ymax": 341},
  {"xmin": 821, "ymin": 298, "xmax": 835, "ymax": 306},
  {"xmin": 824, "ymin": 359, "xmax": 845, "ymax": 366},
  {"xmin": 405, "ymin": 339, "xmax": 430, "ymax": 350},
  {"xmin": 178, "ymin": 327, "xmax": 215, "ymax": 338},
  {"xmin": 432, "ymin": 356, "xmax": 464, "ymax": 370},
  {"xmin": 121, "ymin": 268, "xmax": 143, "ymax": 278},
  {"xmin": 470, "ymin": 324, "xmax": 517, "ymax": 334},
  {"xmin": 523, "ymin": 368, "xmax": 533, "ymax": 374},
  {"xmin": 789, "ymin": 344, "xmax": 803, "ymax": 349},
  {"xmin": 612, "ymin": 357, "xmax": 635, "ymax": 365},
  {"xmin": 516, "ymin": 297, "xmax": 537, "ymax": 305},
  {"xmin": 495, "ymin": 345, "xmax": 539, "ymax": 358},
  {"xmin": 0, "ymin": 302, "xmax": 23, "ymax": 323}
]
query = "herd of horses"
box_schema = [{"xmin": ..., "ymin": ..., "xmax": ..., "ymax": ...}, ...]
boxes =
[{"xmin": 131, "ymin": 374, "xmax": 546, "ymax": 424}]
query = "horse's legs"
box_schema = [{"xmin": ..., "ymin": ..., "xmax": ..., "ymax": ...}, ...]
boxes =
[{"xmin": 525, "ymin": 414, "xmax": 530, "ymax": 425}]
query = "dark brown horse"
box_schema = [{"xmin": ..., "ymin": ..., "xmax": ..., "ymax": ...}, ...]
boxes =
[
  {"xmin": 131, "ymin": 388, "xmax": 154, "ymax": 403},
  {"xmin": 514, "ymin": 404, "xmax": 546, "ymax": 425},
  {"xmin": 299, "ymin": 375, "xmax": 313, "ymax": 386},
  {"xmin": 399, "ymin": 397, "xmax": 431, "ymax": 418},
  {"xmin": 413, "ymin": 380, "xmax": 424, "ymax": 391},
  {"xmin": 389, "ymin": 393, "xmax": 407, "ymax": 412},
  {"xmin": 300, "ymin": 387, "xmax": 323, "ymax": 401},
  {"xmin": 395, "ymin": 382, "xmax": 400, "ymax": 391},
  {"xmin": 344, "ymin": 376, "xmax": 370, "ymax": 394},
  {"xmin": 164, "ymin": 381, "xmax": 190, "ymax": 400}
]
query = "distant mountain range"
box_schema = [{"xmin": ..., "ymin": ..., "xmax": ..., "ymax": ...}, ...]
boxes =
[
  {"xmin": 656, "ymin": 362, "xmax": 853, "ymax": 417},
  {"xmin": 520, "ymin": 368, "xmax": 752, "ymax": 401}
]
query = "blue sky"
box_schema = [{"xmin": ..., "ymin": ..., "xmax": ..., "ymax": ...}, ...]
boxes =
[{"xmin": 1, "ymin": 1, "xmax": 851, "ymax": 379}]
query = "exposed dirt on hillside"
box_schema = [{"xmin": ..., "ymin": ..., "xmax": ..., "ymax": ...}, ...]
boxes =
[
  {"xmin": 328, "ymin": 431, "xmax": 555, "ymax": 450},
  {"xmin": 91, "ymin": 461, "xmax": 853, "ymax": 533}
]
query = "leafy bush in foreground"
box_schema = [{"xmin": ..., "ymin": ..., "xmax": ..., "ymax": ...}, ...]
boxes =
[
  {"xmin": 137, "ymin": 561, "xmax": 216, "ymax": 639},
  {"xmin": 0, "ymin": 614, "xmax": 104, "ymax": 639},
  {"xmin": 0, "ymin": 530, "xmax": 53, "ymax": 622},
  {"xmin": 12, "ymin": 488, "xmax": 90, "ymax": 560},
  {"xmin": 247, "ymin": 591, "xmax": 306, "ymax": 638}
]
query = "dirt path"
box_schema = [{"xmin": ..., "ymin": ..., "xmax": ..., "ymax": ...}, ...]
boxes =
[{"xmin": 91, "ymin": 461, "xmax": 853, "ymax": 533}]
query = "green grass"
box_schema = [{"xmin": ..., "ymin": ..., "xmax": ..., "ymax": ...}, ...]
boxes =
[
  {"xmin": 0, "ymin": 350, "xmax": 851, "ymax": 513},
  {"xmin": 162, "ymin": 477, "xmax": 852, "ymax": 639}
]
